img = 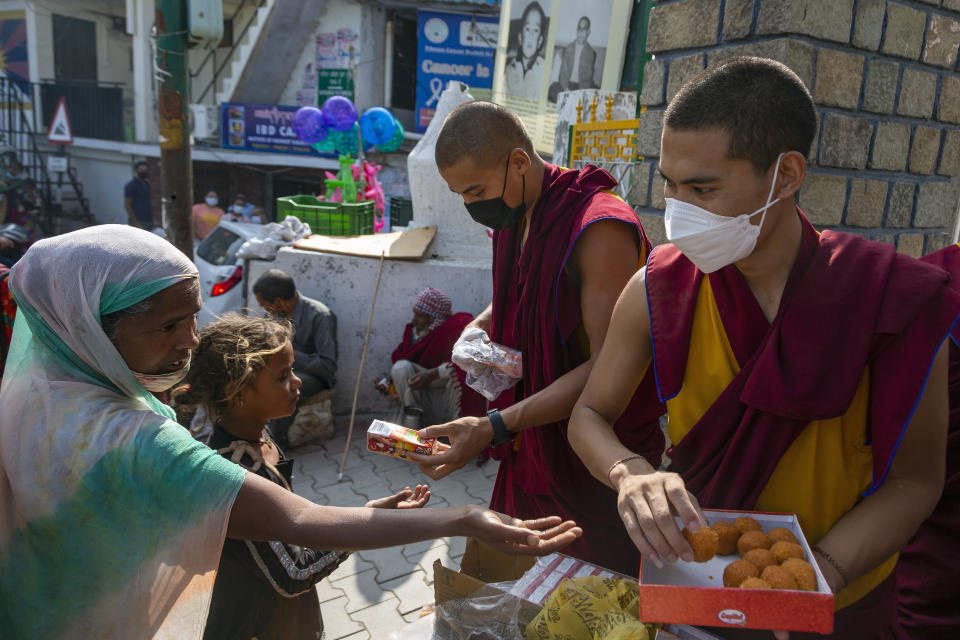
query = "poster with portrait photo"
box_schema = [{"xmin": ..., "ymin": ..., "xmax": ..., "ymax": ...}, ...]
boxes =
[
  {"xmin": 546, "ymin": 0, "xmax": 613, "ymax": 103},
  {"xmin": 492, "ymin": 0, "xmax": 634, "ymax": 155},
  {"xmin": 503, "ymin": 0, "xmax": 552, "ymax": 102}
]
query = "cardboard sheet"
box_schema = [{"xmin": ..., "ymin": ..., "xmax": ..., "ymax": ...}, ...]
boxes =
[{"xmin": 293, "ymin": 225, "xmax": 437, "ymax": 260}]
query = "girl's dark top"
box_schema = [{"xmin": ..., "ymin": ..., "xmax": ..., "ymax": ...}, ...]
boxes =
[{"xmin": 203, "ymin": 425, "xmax": 349, "ymax": 640}]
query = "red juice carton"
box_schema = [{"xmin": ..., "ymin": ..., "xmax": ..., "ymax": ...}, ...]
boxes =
[{"xmin": 366, "ymin": 419, "xmax": 436, "ymax": 460}]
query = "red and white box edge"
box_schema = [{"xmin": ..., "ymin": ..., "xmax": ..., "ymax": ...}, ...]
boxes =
[{"xmin": 639, "ymin": 508, "xmax": 835, "ymax": 634}]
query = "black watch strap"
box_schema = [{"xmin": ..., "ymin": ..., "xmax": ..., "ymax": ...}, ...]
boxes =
[{"xmin": 487, "ymin": 409, "xmax": 512, "ymax": 446}]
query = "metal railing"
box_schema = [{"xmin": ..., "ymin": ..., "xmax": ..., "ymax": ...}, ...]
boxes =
[
  {"xmin": 192, "ymin": 0, "xmax": 266, "ymax": 104},
  {"xmin": 38, "ymin": 79, "xmax": 125, "ymax": 141},
  {"xmin": 0, "ymin": 76, "xmax": 93, "ymax": 233}
]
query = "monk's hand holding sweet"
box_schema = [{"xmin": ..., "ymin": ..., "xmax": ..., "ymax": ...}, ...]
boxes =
[
  {"xmin": 461, "ymin": 506, "xmax": 582, "ymax": 556},
  {"xmin": 609, "ymin": 455, "xmax": 706, "ymax": 568},
  {"xmin": 408, "ymin": 416, "xmax": 493, "ymax": 480}
]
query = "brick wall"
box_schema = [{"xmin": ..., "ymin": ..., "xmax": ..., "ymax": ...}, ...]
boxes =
[{"xmin": 628, "ymin": 0, "xmax": 960, "ymax": 256}]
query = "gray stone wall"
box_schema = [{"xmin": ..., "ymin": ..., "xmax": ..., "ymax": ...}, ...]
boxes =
[{"xmin": 629, "ymin": 0, "xmax": 960, "ymax": 257}]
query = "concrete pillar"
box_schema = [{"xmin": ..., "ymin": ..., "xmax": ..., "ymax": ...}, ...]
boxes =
[
  {"xmin": 132, "ymin": 0, "xmax": 157, "ymax": 143},
  {"xmin": 407, "ymin": 82, "xmax": 492, "ymax": 261}
]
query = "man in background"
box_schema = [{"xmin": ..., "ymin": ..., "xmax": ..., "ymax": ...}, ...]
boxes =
[
  {"xmin": 253, "ymin": 269, "xmax": 337, "ymax": 449},
  {"xmin": 123, "ymin": 161, "xmax": 153, "ymax": 229},
  {"xmin": 380, "ymin": 287, "xmax": 485, "ymax": 428}
]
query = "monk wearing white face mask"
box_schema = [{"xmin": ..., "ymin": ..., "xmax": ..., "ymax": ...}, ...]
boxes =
[{"xmin": 567, "ymin": 57, "xmax": 958, "ymax": 639}]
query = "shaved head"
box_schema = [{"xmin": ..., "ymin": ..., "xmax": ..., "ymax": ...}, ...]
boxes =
[{"xmin": 436, "ymin": 101, "xmax": 535, "ymax": 170}]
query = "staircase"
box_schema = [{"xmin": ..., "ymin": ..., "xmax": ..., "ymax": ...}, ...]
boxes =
[
  {"xmin": 0, "ymin": 77, "xmax": 93, "ymax": 235},
  {"xmin": 192, "ymin": 0, "xmax": 278, "ymax": 106}
]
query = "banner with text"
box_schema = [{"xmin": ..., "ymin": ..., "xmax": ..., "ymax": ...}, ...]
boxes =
[
  {"xmin": 221, "ymin": 103, "xmax": 314, "ymax": 155},
  {"xmin": 416, "ymin": 11, "xmax": 499, "ymax": 132}
]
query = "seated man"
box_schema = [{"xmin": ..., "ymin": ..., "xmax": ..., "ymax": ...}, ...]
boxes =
[
  {"xmin": 568, "ymin": 57, "xmax": 958, "ymax": 638},
  {"xmin": 381, "ymin": 288, "xmax": 485, "ymax": 428},
  {"xmin": 253, "ymin": 269, "xmax": 337, "ymax": 448}
]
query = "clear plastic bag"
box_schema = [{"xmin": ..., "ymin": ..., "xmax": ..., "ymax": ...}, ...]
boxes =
[
  {"xmin": 432, "ymin": 583, "xmax": 525, "ymax": 640},
  {"xmin": 451, "ymin": 328, "xmax": 523, "ymax": 401},
  {"xmin": 235, "ymin": 216, "xmax": 312, "ymax": 260}
]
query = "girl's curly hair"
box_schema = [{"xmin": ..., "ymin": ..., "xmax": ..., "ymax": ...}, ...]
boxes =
[{"xmin": 172, "ymin": 313, "xmax": 292, "ymax": 424}]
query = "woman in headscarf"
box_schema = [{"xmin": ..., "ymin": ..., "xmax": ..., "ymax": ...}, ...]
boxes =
[
  {"xmin": 0, "ymin": 226, "xmax": 579, "ymax": 639},
  {"xmin": 384, "ymin": 287, "xmax": 486, "ymax": 428}
]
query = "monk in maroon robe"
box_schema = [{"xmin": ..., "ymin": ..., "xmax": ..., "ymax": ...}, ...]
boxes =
[
  {"xmin": 569, "ymin": 58, "xmax": 955, "ymax": 639},
  {"xmin": 894, "ymin": 244, "xmax": 960, "ymax": 639},
  {"xmin": 408, "ymin": 101, "xmax": 665, "ymax": 575}
]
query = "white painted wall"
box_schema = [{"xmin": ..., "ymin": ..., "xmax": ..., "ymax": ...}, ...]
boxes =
[
  {"xmin": 68, "ymin": 144, "xmax": 141, "ymax": 225},
  {"xmin": 30, "ymin": 1, "xmax": 131, "ymax": 84},
  {"xmin": 247, "ymin": 249, "xmax": 492, "ymax": 417},
  {"xmin": 276, "ymin": 0, "xmax": 385, "ymax": 110}
]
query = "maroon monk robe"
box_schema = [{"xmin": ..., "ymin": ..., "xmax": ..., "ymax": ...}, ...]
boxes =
[
  {"xmin": 486, "ymin": 163, "xmax": 665, "ymax": 575},
  {"xmin": 894, "ymin": 245, "xmax": 960, "ymax": 639},
  {"xmin": 645, "ymin": 211, "xmax": 960, "ymax": 640},
  {"xmin": 391, "ymin": 312, "xmax": 486, "ymax": 418}
]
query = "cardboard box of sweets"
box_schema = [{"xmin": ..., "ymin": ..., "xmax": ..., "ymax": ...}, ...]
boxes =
[
  {"xmin": 366, "ymin": 419, "xmax": 435, "ymax": 460},
  {"xmin": 433, "ymin": 540, "xmax": 723, "ymax": 639},
  {"xmin": 639, "ymin": 509, "xmax": 834, "ymax": 634}
]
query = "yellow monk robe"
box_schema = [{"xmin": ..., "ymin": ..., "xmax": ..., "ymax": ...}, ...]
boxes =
[{"xmin": 665, "ymin": 277, "xmax": 896, "ymax": 610}]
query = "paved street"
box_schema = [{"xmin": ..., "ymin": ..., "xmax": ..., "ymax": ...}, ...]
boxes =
[{"xmin": 290, "ymin": 415, "xmax": 498, "ymax": 639}]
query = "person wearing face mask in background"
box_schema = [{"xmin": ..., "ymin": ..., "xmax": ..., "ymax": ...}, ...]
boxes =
[
  {"xmin": 222, "ymin": 196, "xmax": 251, "ymax": 223},
  {"xmin": 405, "ymin": 100, "xmax": 665, "ymax": 576},
  {"xmin": 192, "ymin": 189, "xmax": 225, "ymax": 241},
  {"xmin": 568, "ymin": 57, "xmax": 958, "ymax": 639},
  {"xmin": 123, "ymin": 161, "xmax": 154, "ymax": 229}
]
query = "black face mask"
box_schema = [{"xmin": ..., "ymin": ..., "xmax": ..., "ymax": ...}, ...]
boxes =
[{"xmin": 464, "ymin": 156, "xmax": 526, "ymax": 230}]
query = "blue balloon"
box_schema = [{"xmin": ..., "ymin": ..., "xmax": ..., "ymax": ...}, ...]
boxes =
[
  {"xmin": 377, "ymin": 120, "xmax": 405, "ymax": 153},
  {"xmin": 360, "ymin": 107, "xmax": 397, "ymax": 146},
  {"xmin": 292, "ymin": 106, "xmax": 329, "ymax": 144},
  {"xmin": 322, "ymin": 96, "xmax": 358, "ymax": 132}
]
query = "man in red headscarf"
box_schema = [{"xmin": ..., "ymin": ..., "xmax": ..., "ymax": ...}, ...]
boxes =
[
  {"xmin": 407, "ymin": 101, "xmax": 665, "ymax": 575},
  {"xmin": 382, "ymin": 287, "xmax": 485, "ymax": 427}
]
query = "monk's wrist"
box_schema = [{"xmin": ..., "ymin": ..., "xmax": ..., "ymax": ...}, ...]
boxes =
[{"xmin": 608, "ymin": 455, "xmax": 656, "ymax": 490}]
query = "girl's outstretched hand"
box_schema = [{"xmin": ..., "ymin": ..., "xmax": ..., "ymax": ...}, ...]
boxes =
[
  {"xmin": 462, "ymin": 507, "xmax": 582, "ymax": 556},
  {"xmin": 365, "ymin": 484, "xmax": 431, "ymax": 509}
]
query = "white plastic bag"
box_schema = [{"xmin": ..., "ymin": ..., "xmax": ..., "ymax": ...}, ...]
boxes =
[
  {"xmin": 451, "ymin": 328, "xmax": 522, "ymax": 401},
  {"xmin": 235, "ymin": 216, "xmax": 312, "ymax": 260}
]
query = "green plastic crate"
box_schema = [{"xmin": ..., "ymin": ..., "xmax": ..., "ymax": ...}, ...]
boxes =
[{"xmin": 276, "ymin": 196, "xmax": 374, "ymax": 236}]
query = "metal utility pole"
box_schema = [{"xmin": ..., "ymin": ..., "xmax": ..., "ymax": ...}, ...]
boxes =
[{"xmin": 155, "ymin": 0, "xmax": 194, "ymax": 260}]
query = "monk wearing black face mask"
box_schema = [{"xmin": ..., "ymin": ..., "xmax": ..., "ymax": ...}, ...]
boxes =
[{"xmin": 406, "ymin": 100, "xmax": 666, "ymax": 576}]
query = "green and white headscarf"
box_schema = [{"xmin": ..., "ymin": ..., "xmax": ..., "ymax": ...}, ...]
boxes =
[{"xmin": 0, "ymin": 225, "xmax": 246, "ymax": 639}]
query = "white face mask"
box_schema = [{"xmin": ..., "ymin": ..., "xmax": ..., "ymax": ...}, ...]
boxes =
[
  {"xmin": 132, "ymin": 361, "xmax": 190, "ymax": 393},
  {"xmin": 205, "ymin": 196, "xmax": 218, "ymax": 206},
  {"xmin": 664, "ymin": 153, "xmax": 785, "ymax": 274}
]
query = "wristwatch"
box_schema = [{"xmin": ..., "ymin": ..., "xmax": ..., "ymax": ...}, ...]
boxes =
[{"xmin": 487, "ymin": 409, "xmax": 513, "ymax": 446}]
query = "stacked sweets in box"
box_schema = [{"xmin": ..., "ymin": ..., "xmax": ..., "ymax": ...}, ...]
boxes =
[
  {"xmin": 366, "ymin": 419, "xmax": 436, "ymax": 460},
  {"xmin": 638, "ymin": 509, "xmax": 834, "ymax": 634}
]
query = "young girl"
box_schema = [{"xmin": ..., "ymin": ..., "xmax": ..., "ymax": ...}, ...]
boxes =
[{"xmin": 174, "ymin": 314, "xmax": 434, "ymax": 640}]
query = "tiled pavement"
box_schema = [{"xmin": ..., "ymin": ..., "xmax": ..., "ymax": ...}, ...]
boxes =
[{"xmin": 290, "ymin": 415, "xmax": 499, "ymax": 639}]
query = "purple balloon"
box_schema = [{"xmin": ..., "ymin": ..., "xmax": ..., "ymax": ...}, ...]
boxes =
[
  {"xmin": 292, "ymin": 106, "xmax": 329, "ymax": 144},
  {"xmin": 322, "ymin": 96, "xmax": 358, "ymax": 132}
]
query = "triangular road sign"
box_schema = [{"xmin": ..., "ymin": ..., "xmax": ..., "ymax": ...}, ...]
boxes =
[{"xmin": 48, "ymin": 97, "xmax": 73, "ymax": 145}]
